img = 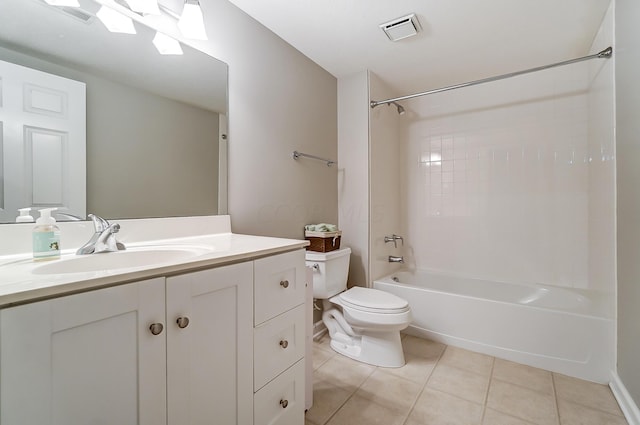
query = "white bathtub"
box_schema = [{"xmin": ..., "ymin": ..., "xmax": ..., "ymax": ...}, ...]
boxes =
[{"xmin": 374, "ymin": 270, "xmax": 615, "ymax": 383}]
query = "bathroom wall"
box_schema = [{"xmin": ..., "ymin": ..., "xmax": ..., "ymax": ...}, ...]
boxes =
[
  {"xmin": 193, "ymin": 0, "xmax": 339, "ymax": 239},
  {"xmin": 337, "ymin": 71, "xmax": 370, "ymax": 287},
  {"xmin": 401, "ymin": 54, "xmax": 595, "ymax": 290},
  {"xmin": 616, "ymin": 0, "xmax": 640, "ymax": 408},
  {"xmin": 369, "ymin": 72, "xmax": 403, "ymax": 282}
]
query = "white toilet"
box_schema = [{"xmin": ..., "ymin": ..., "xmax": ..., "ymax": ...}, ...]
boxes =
[{"xmin": 307, "ymin": 247, "xmax": 411, "ymax": 367}]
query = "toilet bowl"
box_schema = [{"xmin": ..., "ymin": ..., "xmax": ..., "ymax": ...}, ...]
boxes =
[{"xmin": 307, "ymin": 247, "xmax": 411, "ymax": 367}]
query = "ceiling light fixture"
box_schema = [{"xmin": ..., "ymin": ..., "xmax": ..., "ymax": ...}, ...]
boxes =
[
  {"xmin": 123, "ymin": 0, "xmax": 160, "ymax": 15},
  {"xmin": 43, "ymin": 0, "xmax": 80, "ymax": 6},
  {"xmin": 152, "ymin": 32, "xmax": 183, "ymax": 55},
  {"xmin": 97, "ymin": 6, "xmax": 137, "ymax": 34},
  {"xmin": 177, "ymin": 0, "xmax": 207, "ymax": 40}
]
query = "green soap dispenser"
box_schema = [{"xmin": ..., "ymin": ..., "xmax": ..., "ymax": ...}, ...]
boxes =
[{"xmin": 33, "ymin": 208, "xmax": 61, "ymax": 261}]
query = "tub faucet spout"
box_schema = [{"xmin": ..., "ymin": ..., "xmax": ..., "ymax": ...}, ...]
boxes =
[{"xmin": 388, "ymin": 255, "xmax": 404, "ymax": 263}]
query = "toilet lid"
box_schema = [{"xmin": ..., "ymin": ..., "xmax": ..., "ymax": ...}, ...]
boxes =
[{"xmin": 338, "ymin": 287, "xmax": 409, "ymax": 313}]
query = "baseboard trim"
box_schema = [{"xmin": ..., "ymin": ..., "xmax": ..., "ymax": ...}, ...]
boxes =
[
  {"xmin": 313, "ymin": 320, "xmax": 327, "ymax": 340},
  {"xmin": 610, "ymin": 371, "xmax": 640, "ymax": 425}
]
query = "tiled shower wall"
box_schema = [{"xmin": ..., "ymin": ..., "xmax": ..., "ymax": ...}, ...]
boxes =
[{"xmin": 399, "ymin": 7, "xmax": 614, "ymax": 298}]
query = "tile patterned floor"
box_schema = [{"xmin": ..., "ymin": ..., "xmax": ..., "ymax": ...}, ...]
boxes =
[{"xmin": 305, "ymin": 334, "xmax": 628, "ymax": 425}]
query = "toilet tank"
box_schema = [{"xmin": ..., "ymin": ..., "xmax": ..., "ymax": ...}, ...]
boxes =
[{"xmin": 305, "ymin": 247, "xmax": 351, "ymax": 299}]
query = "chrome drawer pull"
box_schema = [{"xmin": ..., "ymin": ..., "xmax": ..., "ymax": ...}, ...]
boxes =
[
  {"xmin": 280, "ymin": 280, "xmax": 289, "ymax": 288},
  {"xmin": 280, "ymin": 399, "xmax": 288, "ymax": 409},
  {"xmin": 176, "ymin": 316, "xmax": 190, "ymax": 329},
  {"xmin": 149, "ymin": 323, "xmax": 164, "ymax": 335},
  {"xmin": 279, "ymin": 339, "xmax": 289, "ymax": 349}
]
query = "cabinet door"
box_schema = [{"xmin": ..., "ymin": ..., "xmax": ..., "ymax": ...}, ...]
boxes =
[
  {"xmin": 166, "ymin": 262, "xmax": 253, "ymax": 425},
  {"xmin": 0, "ymin": 278, "xmax": 166, "ymax": 425}
]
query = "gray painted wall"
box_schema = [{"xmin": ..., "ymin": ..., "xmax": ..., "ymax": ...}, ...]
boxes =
[
  {"xmin": 191, "ymin": 1, "xmax": 339, "ymax": 239},
  {"xmin": 616, "ymin": 0, "xmax": 640, "ymax": 406}
]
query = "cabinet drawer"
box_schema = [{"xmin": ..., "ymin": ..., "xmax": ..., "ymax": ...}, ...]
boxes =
[
  {"xmin": 254, "ymin": 360, "xmax": 305, "ymax": 425},
  {"xmin": 254, "ymin": 249, "xmax": 305, "ymax": 325},
  {"xmin": 254, "ymin": 304, "xmax": 305, "ymax": 391}
]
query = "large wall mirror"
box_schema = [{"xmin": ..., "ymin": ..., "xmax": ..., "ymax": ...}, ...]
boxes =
[{"xmin": 0, "ymin": 0, "xmax": 228, "ymax": 223}]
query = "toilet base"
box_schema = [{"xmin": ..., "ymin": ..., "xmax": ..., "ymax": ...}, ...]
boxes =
[{"xmin": 328, "ymin": 329, "xmax": 405, "ymax": 368}]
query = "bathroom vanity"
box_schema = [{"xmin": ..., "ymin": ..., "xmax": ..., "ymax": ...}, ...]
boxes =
[{"xmin": 0, "ymin": 216, "xmax": 307, "ymax": 425}]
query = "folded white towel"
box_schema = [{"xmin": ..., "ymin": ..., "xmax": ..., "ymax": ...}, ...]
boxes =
[{"xmin": 304, "ymin": 223, "xmax": 338, "ymax": 232}]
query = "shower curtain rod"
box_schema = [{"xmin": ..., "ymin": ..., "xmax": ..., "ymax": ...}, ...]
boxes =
[{"xmin": 370, "ymin": 46, "xmax": 613, "ymax": 108}]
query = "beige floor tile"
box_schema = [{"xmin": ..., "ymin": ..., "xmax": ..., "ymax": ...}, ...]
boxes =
[
  {"xmin": 382, "ymin": 352, "xmax": 437, "ymax": 384},
  {"xmin": 482, "ymin": 408, "xmax": 538, "ymax": 425},
  {"xmin": 557, "ymin": 399, "xmax": 628, "ymax": 425},
  {"xmin": 427, "ymin": 363, "xmax": 490, "ymax": 404},
  {"xmin": 553, "ymin": 373, "xmax": 623, "ymax": 416},
  {"xmin": 312, "ymin": 345, "xmax": 335, "ymax": 370},
  {"xmin": 402, "ymin": 335, "xmax": 446, "ymax": 360},
  {"xmin": 356, "ymin": 369, "xmax": 423, "ymax": 413},
  {"xmin": 439, "ymin": 345, "xmax": 494, "ymax": 376},
  {"xmin": 325, "ymin": 394, "xmax": 407, "ymax": 425},
  {"xmin": 408, "ymin": 387, "xmax": 483, "ymax": 425},
  {"xmin": 492, "ymin": 358, "xmax": 554, "ymax": 395},
  {"xmin": 306, "ymin": 375, "xmax": 354, "ymax": 425},
  {"xmin": 315, "ymin": 354, "xmax": 375, "ymax": 392},
  {"xmin": 487, "ymin": 379, "xmax": 558, "ymax": 425},
  {"xmin": 315, "ymin": 334, "xmax": 333, "ymax": 352}
]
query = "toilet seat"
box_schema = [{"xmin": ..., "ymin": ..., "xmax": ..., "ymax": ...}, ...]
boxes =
[{"xmin": 335, "ymin": 287, "xmax": 410, "ymax": 314}]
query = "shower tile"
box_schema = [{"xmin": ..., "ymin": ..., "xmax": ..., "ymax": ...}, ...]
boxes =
[
  {"xmin": 315, "ymin": 355, "xmax": 375, "ymax": 392},
  {"xmin": 427, "ymin": 363, "xmax": 490, "ymax": 404},
  {"xmin": 492, "ymin": 358, "xmax": 554, "ymax": 395},
  {"xmin": 356, "ymin": 369, "xmax": 422, "ymax": 413},
  {"xmin": 557, "ymin": 399, "xmax": 628, "ymax": 425},
  {"xmin": 553, "ymin": 373, "xmax": 623, "ymax": 416},
  {"xmin": 487, "ymin": 380, "xmax": 558, "ymax": 425},
  {"xmin": 439, "ymin": 346, "xmax": 494, "ymax": 377},
  {"xmin": 408, "ymin": 387, "xmax": 483, "ymax": 425},
  {"xmin": 325, "ymin": 394, "xmax": 407, "ymax": 425}
]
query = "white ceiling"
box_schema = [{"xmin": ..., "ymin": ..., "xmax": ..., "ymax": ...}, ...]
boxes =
[{"xmin": 226, "ymin": 0, "xmax": 612, "ymax": 97}]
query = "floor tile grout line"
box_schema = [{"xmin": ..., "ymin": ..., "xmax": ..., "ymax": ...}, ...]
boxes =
[
  {"xmin": 551, "ymin": 372, "xmax": 562, "ymax": 425},
  {"xmin": 479, "ymin": 356, "xmax": 496, "ymax": 424},
  {"xmin": 400, "ymin": 343, "xmax": 447, "ymax": 425}
]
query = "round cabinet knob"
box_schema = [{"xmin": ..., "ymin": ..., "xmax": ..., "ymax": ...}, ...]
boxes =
[
  {"xmin": 279, "ymin": 339, "xmax": 289, "ymax": 349},
  {"xmin": 280, "ymin": 280, "xmax": 289, "ymax": 288},
  {"xmin": 149, "ymin": 323, "xmax": 164, "ymax": 335},
  {"xmin": 280, "ymin": 399, "xmax": 289, "ymax": 409},
  {"xmin": 176, "ymin": 316, "xmax": 190, "ymax": 329}
]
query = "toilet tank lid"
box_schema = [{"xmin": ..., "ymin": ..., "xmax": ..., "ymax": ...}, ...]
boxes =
[
  {"xmin": 305, "ymin": 247, "xmax": 351, "ymax": 261},
  {"xmin": 339, "ymin": 286, "xmax": 409, "ymax": 311}
]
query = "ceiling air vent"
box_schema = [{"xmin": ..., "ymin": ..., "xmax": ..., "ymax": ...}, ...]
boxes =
[
  {"xmin": 58, "ymin": 6, "xmax": 95, "ymax": 23},
  {"xmin": 380, "ymin": 13, "xmax": 421, "ymax": 42}
]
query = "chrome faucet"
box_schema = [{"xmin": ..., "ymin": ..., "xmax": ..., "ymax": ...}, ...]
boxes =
[
  {"xmin": 384, "ymin": 234, "xmax": 404, "ymax": 248},
  {"xmin": 76, "ymin": 214, "xmax": 126, "ymax": 255},
  {"xmin": 388, "ymin": 255, "xmax": 404, "ymax": 263}
]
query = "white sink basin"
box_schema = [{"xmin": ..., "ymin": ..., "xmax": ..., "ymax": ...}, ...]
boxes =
[{"xmin": 32, "ymin": 245, "xmax": 212, "ymax": 275}]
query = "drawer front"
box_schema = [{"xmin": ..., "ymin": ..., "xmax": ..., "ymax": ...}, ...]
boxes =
[
  {"xmin": 254, "ymin": 304, "xmax": 305, "ymax": 391},
  {"xmin": 254, "ymin": 250, "xmax": 305, "ymax": 325},
  {"xmin": 254, "ymin": 360, "xmax": 305, "ymax": 425}
]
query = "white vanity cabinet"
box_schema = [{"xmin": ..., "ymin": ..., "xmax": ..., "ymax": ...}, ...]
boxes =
[
  {"xmin": 253, "ymin": 249, "xmax": 306, "ymax": 425},
  {"xmin": 0, "ymin": 261, "xmax": 254, "ymax": 425}
]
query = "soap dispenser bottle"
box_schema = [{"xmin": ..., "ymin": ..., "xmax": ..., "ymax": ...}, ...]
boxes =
[
  {"xmin": 33, "ymin": 208, "xmax": 61, "ymax": 261},
  {"xmin": 16, "ymin": 207, "xmax": 35, "ymax": 223}
]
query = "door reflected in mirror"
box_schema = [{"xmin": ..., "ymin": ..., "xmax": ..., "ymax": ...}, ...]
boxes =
[{"xmin": 0, "ymin": 0, "xmax": 228, "ymax": 223}]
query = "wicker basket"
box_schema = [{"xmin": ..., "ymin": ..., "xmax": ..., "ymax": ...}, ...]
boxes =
[{"xmin": 305, "ymin": 230, "xmax": 342, "ymax": 252}]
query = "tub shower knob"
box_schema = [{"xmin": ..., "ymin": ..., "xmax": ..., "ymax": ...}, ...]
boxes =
[
  {"xmin": 279, "ymin": 339, "xmax": 289, "ymax": 349},
  {"xmin": 280, "ymin": 280, "xmax": 289, "ymax": 288},
  {"xmin": 176, "ymin": 316, "xmax": 190, "ymax": 329},
  {"xmin": 149, "ymin": 323, "xmax": 164, "ymax": 335},
  {"xmin": 280, "ymin": 399, "xmax": 289, "ymax": 409}
]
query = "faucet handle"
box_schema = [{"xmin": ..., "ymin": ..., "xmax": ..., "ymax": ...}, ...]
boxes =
[
  {"xmin": 88, "ymin": 214, "xmax": 110, "ymax": 232},
  {"xmin": 384, "ymin": 234, "xmax": 404, "ymax": 248}
]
